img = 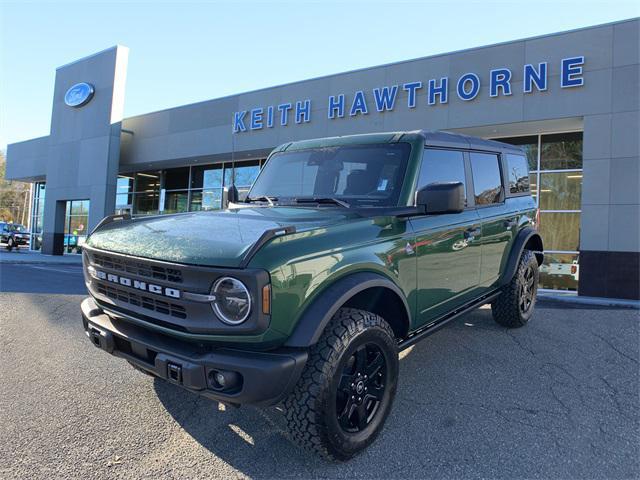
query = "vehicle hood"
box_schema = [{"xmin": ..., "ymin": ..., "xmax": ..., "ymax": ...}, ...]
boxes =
[{"xmin": 86, "ymin": 207, "xmax": 353, "ymax": 268}]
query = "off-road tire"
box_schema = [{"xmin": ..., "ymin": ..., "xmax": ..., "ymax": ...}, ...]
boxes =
[
  {"xmin": 283, "ymin": 308, "xmax": 399, "ymax": 461},
  {"xmin": 492, "ymin": 250, "xmax": 539, "ymax": 328}
]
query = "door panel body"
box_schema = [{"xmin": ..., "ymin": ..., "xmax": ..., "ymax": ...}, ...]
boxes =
[
  {"xmin": 468, "ymin": 151, "xmax": 513, "ymax": 287},
  {"xmin": 477, "ymin": 203, "xmax": 515, "ymax": 286},
  {"xmin": 410, "ymin": 210, "xmax": 482, "ymax": 325}
]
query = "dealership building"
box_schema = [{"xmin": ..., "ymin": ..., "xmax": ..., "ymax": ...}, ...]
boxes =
[{"xmin": 5, "ymin": 18, "xmax": 639, "ymax": 299}]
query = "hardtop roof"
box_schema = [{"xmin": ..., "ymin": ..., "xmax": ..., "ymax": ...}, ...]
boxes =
[{"xmin": 276, "ymin": 130, "xmax": 524, "ymax": 154}]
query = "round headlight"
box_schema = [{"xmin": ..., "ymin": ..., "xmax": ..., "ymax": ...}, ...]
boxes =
[{"xmin": 212, "ymin": 277, "xmax": 251, "ymax": 325}]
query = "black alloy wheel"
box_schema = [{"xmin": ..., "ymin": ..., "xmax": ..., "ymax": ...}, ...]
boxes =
[
  {"xmin": 519, "ymin": 263, "xmax": 536, "ymax": 314},
  {"xmin": 336, "ymin": 343, "xmax": 387, "ymax": 433}
]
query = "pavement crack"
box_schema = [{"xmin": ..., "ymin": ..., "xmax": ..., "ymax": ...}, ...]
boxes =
[{"xmin": 591, "ymin": 331, "xmax": 638, "ymax": 365}]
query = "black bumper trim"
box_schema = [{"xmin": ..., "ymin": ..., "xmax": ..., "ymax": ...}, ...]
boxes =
[{"xmin": 81, "ymin": 297, "xmax": 308, "ymax": 406}]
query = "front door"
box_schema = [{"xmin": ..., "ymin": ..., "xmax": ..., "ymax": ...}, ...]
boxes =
[{"xmin": 411, "ymin": 148, "xmax": 482, "ymax": 327}]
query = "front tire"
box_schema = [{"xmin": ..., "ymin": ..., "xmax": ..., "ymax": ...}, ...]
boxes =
[
  {"xmin": 6, "ymin": 238, "xmax": 14, "ymax": 251},
  {"xmin": 283, "ymin": 308, "xmax": 399, "ymax": 461},
  {"xmin": 492, "ymin": 250, "xmax": 539, "ymax": 328}
]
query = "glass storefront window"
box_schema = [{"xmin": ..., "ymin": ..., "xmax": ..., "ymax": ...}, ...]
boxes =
[
  {"xmin": 64, "ymin": 199, "xmax": 89, "ymax": 254},
  {"xmin": 116, "ymin": 176, "xmax": 134, "ymax": 208},
  {"xmin": 128, "ymin": 160, "xmax": 262, "ymax": 216},
  {"xmin": 538, "ymin": 212, "xmax": 581, "ymax": 251},
  {"xmin": 540, "ymin": 132, "xmax": 583, "ymax": 170},
  {"xmin": 539, "ymin": 172, "xmax": 582, "ymax": 210},
  {"xmin": 134, "ymin": 191, "xmax": 159, "ymax": 215},
  {"xmin": 191, "ymin": 165, "xmax": 223, "ymax": 189},
  {"xmin": 539, "ymin": 253, "xmax": 579, "ymax": 291},
  {"xmin": 30, "ymin": 182, "xmax": 46, "ymax": 250},
  {"xmin": 135, "ymin": 171, "xmax": 161, "ymax": 191},
  {"xmin": 164, "ymin": 167, "xmax": 190, "ymax": 190},
  {"xmin": 69, "ymin": 199, "xmax": 89, "ymax": 216},
  {"xmin": 529, "ymin": 174, "xmax": 538, "ymax": 205},
  {"xmin": 225, "ymin": 161, "xmax": 261, "ymax": 188},
  {"xmin": 163, "ymin": 190, "xmax": 189, "ymax": 214},
  {"xmin": 494, "ymin": 132, "xmax": 583, "ymax": 293}
]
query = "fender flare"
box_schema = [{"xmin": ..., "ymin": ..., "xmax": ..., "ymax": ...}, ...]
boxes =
[
  {"xmin": 284, "ymin": 271, "xmax": 411, "ymax": 348},
  {"xmin": 499, "ymin": 227, "xmax": 544, "ymax": 287}
]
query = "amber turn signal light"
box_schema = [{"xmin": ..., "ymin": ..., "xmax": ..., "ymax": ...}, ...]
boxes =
[{"xmin": 262, "ymin": 284, "xmax": 271, "ymax": 315}]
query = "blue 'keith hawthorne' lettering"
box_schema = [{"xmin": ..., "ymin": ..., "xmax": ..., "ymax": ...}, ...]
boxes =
[{"xmin": 233, "ymin": 56, "xmax": 585, "ymax": 133}]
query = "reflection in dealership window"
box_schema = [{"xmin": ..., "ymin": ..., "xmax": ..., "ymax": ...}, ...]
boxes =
[
  {"xmin": 539, "ymin": 172, "xmax": 582, "ymax": 210},
  {"xmin": 540, "ymin": 253, "xmax": 580, "ymax": 291},
  {"xmin": 540, "ymin": 132, "xmax": 583, "ymax": 170},
  {"xmin": 538, "ymin": 212, "xmax": 581, "ymax": 251},
  {"xmin": 494, "ymin": 132, "xmax": 583, "ymax": 292}
]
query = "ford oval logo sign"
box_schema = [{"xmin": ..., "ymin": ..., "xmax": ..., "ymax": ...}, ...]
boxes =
[{"xmin": 64, "ymin": 82, "xmax": 95, "ymax": 108}]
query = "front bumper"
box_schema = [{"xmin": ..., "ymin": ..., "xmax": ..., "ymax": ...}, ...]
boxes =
[{"xmin": 81, "ymin": 297, "xmax": 308, "ymax": 406}]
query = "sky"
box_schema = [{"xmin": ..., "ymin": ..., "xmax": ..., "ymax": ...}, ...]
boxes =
[{"xmin": 1, "ymin": 0, "xmax": 638, "ymax": 150}]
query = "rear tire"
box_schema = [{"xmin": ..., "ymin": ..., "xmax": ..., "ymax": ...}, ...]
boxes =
[
  {"xmin": 492, "ymin": 250, "xmax": 539, "ymax": 328},
  {"xmin": 283, "ymin": 308, "xmax": 398, "ymax": 461}
]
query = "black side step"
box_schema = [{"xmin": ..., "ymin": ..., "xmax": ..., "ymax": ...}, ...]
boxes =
[{"xmin": 398, "ymin": 290, "xmax": 501, "ymax": 351}]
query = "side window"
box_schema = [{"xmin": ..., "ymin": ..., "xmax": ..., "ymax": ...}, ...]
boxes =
[
  {"xmin": 506, "ymin": 154, "xmax": 530, "ymax": 194},
  {"xmin": 418, "ymin": 149, "xmax": 467, "ymax": 203},
  {"xmin": 470, "ymin": 152, "xmax": 502, "ymax": 206}
]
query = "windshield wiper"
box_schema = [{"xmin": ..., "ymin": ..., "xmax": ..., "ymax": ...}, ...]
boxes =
[
  {"xmin": 246, "ymin": 195, "xmax": 277, "ymax": 206},
  {"xmin": 295, "ymin": 197, "xmax": 351, "ymax": 208}
]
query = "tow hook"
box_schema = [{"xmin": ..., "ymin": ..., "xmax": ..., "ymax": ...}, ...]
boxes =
[
  {"xmin": 87, "ymin": 326, "xmax": 114, "ymax": 353},
  {"xmin": 167, "ymin": 362, "xmax": 183, "ymax": 384}
]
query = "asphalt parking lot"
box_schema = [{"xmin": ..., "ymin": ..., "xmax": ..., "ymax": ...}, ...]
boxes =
[{"xmin": 0, "ymin": 263, "xmax": 638, "ymax": 479}]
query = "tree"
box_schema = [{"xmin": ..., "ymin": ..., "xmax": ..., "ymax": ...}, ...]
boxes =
[{"xmin": 0, "ymin": 151, "xmax": 31, "ymax": 225}]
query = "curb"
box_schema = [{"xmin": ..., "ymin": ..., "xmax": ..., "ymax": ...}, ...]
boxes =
[
  {"xmin": 538, "ymin": 292, "xmax": 640, "ymax": 310},
  {"xmin": 0, "ymin": 260, "xmax": 82, "ymax": 266}
]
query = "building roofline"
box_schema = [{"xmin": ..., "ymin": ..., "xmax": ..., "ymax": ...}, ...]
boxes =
[
  {"xmin": 55, "ymin": 45, "xmax": 128, "ymax": 71},
  {"xmin": 122, "ymin": 17, "xmax": 638, "ymax": 122}
]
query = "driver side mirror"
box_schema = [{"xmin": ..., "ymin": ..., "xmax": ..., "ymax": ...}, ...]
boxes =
[{"xmin": 416, "ymin": 182, "xmax": 465, "ymax": 214}]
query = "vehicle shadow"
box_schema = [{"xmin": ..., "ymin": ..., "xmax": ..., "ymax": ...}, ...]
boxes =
[{"xmin": 153, "ymin": 308, "xmax": 510, "ymax": 478}]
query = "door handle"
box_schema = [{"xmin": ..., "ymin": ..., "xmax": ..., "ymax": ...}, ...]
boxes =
[
  {"xmin": 464, "ymin": 227, "xmax": 481, "ymax": 239},
  {"xmin": 504, "ymin": 219, "xmax": 518, "ymax": 229}
]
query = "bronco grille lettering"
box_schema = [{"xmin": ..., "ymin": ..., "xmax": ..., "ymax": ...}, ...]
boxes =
[{"xmin": 94, "ymin": 269, "xmax": 181, "ymax": 299}]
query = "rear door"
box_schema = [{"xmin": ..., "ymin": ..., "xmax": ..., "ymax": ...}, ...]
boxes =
[
  {"xmin": 410, "ymin": 148, "xmax": 482, "ymax": 326},
  {"xmin": 468, "ymin": 151, "xmax": 512, "ymax": 286}
]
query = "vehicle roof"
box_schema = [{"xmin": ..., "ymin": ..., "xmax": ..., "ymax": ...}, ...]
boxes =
[
  {"xmin": 419, "ymin": 130, "xmax": 524, "ymax": 153},
  {"xmin": 275, "ymin": 130, "xmax": 523, "ymax": 154}
]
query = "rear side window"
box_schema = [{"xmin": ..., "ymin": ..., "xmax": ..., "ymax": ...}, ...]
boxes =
[
  {"xmin": 470, "ymin": 152, "xmax": 502, "ymax": 205},
  {"xmin": 418, "ymin": 149, "xmax": 467, "ymax": 202},
  {"xmin": 506, "ymin": 154, "xmax": 530, "ymax": 194}
]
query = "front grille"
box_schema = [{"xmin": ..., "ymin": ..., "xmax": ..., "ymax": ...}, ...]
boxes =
[
  {"xmin": 92, "ymin": 253, "xmax": 183, "ymax": 283},
  {"xmin": 96, "ymin": 282, "xmax": 187, "ymax": 319}
]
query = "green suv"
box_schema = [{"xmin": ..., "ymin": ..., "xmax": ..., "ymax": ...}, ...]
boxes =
[{"xmin": 81, "ymin": 130, "xmax": 543, "ymax": 460}]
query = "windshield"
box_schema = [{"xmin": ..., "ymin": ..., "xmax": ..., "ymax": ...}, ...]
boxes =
[
  {"xmin": 7, "ymin": 224, "xmax": 26, "ymax": 232},
  {"xmin": 248, "ymin": 143, "xmax": 411, "ymax": 207}
]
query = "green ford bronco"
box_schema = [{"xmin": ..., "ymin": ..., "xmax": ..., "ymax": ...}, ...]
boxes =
[{"xmin": 81, "ymin": 130, "xmax": 543, "ymax": 460}]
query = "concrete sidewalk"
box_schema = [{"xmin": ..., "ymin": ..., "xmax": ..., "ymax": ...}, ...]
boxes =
[{"xmin": 0, "ymin": 248, "xmax": 82, "ymax": 265}]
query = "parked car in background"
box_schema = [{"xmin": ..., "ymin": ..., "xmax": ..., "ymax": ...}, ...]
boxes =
[{"xmin": 0, "ymin": 223, "xmax": 30, "ymax": 251}]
